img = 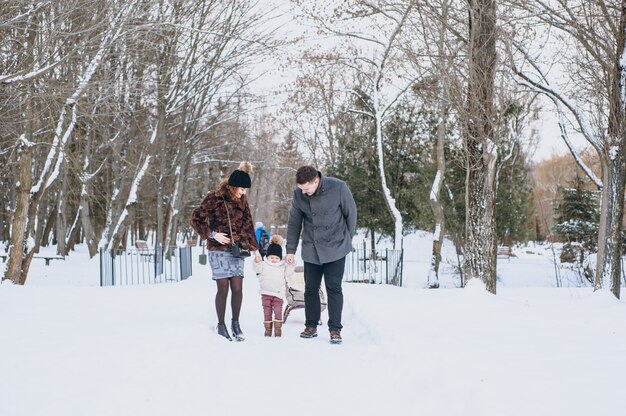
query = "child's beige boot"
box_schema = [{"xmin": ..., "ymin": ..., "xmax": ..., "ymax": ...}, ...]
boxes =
[
  {"xmin": 264, "ymin": 321, "xmax": 273, "ymax": 337},
  {"xmin": 273, "ymin": 320, "xmax": 283, "ymax": 337}
]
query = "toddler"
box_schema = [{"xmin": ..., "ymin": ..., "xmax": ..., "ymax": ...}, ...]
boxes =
[{"xmin": 253, "ymin": 235, "xmax": 294, "ymax": 337}]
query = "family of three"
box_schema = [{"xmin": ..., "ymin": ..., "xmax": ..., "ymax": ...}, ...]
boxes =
[{"xmin": 190, "ymin": 162, "xmax": 357, "ymax": 344}]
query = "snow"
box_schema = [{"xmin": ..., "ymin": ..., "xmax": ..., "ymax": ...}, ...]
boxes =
[
  {"xmin": 1, "ymin": 233, "xmax": 626, "ymax": 416},
  {"xmin": 430, "ymin": 170, "xmax": 441, "ymax": 202},
  {"xmin": 433, "ymin": 223, "xmax": 441, "ymax": 241}
]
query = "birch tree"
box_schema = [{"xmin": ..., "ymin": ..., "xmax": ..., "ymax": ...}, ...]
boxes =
[
  {"xmin": 411, "ymin": 0, "xmax": 457, "ymax": 288},
  {"xmin": 97, "ymin": 0, "xmax": 278, "ymax": 251},
  {"xmin": 163, "ymin": 0, "xmax": 279, "ymax": 248},
  {"xmin": 1, "ymin": 0, "xmax": 281, "ymax": 285},
  {"xmin": 293, "ymin": 0, "xmax": 420, "ymax": 248},
  {"xmin": 2, "ymin": 0, "xmax": 138, "ymax": 284}
]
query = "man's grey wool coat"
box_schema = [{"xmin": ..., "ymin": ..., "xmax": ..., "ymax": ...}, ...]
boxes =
[{"xmin": 286, "ymin": 174, "xmax": 357, "ymax": 265}]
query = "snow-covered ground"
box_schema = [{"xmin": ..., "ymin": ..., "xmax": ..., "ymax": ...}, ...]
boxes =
[{"xmin": 1, "ymin": 232, "xmax": 625, "ymax": 416}]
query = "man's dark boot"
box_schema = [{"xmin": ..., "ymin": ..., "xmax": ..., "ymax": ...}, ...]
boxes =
[
  {"xmin": 300, "ymin": 326, "xmax": 317, "ymax": 338},
  {"xmin": 217, "ymin": 323, "xmax": 232, "ymax": 341},
  {"xmin": 330, "ymin": 329, "xmax": 342, "ymax": 344},
  {"xmin": 231, "ymin": 320, "xmax": 245, "ymax": 341}
]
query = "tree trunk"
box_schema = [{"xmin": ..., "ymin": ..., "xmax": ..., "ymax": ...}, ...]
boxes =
[
  {"xmin": 55, "ymin": 161, "xmax": 69, "ymax": 255},
  {"xmin": 595, "ymin": 155, "xmax": 626, "ymax": 298},
  {"xmin": 3, "ymin": 139, "xmax": 32, "ymax": 284},
  {"xmin": 595, "ymin": 5, "xmax": 626, "ymax": 299},
  {"xmin": 427, "ymin": 11, "xmax": 449, "ymax": 289},
  {"xmin": 162, "ymin": 145, "xmax": 182, "ymax": 250},
  {"xmin": 374, "ymin": 107, "xmax": 403, "ymax": 249},
  {"xmin": 104, "ymin": 128, "xmax": 158, "ymax": 250},
  {"xmin": 79, "ymin": 184, "xmax": 99, "ymax": 257},
  {"xmin": 155, "ymin": 14, "xmax": 177, "ymax": 249},
  {"xmin": 167, "ymin": 148, "xmax": 191, "ymax": 248},
  {"xmin": 39, "ymin": 201, "xmax": 55, "ymax": 248},
  {"xmin": 427, "ymin": 96, "xmax": 447, "ymax": 289},
  {"xmin": 65, "ymin": 208, "xmax": 82, "ymax": 253},
  {"xmin": 77, "ymin": 130, "xmax": 99, "ymax": 257},
  {"xmin": 463, "ymin": 0, "xmax": 498, "ymax": 293},
  {"xmin": 0, "ymin": 187, "xmax": 9, "ymax": 242}
]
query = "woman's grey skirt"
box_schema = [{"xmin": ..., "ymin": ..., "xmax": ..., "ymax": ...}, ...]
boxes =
[{"xmin": 208, "ymin": 250, "xmax": 245, "ymax": 280}]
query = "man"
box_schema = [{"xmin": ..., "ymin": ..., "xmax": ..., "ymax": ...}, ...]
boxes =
[{"xmin": 285, "ymin": 166, "xmax": 357, "ymax": 344}]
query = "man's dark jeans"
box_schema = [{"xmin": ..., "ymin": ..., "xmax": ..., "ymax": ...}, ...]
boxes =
[{"xmin": 303, "ymin": 257, "xmax": 346, "ymax": 331}]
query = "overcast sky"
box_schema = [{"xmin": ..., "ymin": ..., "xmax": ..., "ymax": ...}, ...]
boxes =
[{"xmin": 250, "ymin": 1, "xmax": 590, "ymax": 163}]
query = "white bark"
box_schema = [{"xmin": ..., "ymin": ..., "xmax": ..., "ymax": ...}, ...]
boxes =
[
  {"xmin": 102, "ymin": 128, "xmax": 157, "ymax": 251},
  {"xmin": 31, "ymin": 2, "xmax": 136, "ymax": 196},
  {"xmin": 345, "ymin": 3, "xmax": 414, "ymax": 249},
  {"xmin": 374, "ymin": 97, "xmax": 404, "ymax": 249}
]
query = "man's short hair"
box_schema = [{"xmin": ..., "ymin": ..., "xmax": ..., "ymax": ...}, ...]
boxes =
[{"xmin": 296, "ymin": 166, "xmax": 319, "ymax": 184}]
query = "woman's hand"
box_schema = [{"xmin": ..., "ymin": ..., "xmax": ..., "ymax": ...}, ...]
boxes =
[
  {"xmin": 213, "ymin": 232, "xmax": 231, "ymax": 245},
  {"xmin": 254, "ymin": 251, "xmax": 262, "ymax": 263}
]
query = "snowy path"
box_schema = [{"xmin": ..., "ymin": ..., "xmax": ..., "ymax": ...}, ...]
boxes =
[
  {"xmin": 1, "ymin": 241, "xmax": 625, "ymax": 415},
  {"xmin": 2, "ymin": 268, "xmax": 625, "ymax": 415}
]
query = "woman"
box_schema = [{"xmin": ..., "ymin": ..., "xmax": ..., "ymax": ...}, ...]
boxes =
[{"xmin": 190, "ymin": 161, "xmax": 260, "ymax": 341}]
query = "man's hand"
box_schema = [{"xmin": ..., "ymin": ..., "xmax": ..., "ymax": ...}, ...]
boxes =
[
  {"xmin": 285, "ymin": 253, "xmax": 295, "ymax": 265},
  {"xmin": 213, "ymin": 232, "xmax": 231, "ymax": 245}
]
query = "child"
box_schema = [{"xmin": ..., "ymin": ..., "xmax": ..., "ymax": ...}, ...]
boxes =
[{"xmin": 253, "ymin": 235, "xmax": 294, "ymax": 337}]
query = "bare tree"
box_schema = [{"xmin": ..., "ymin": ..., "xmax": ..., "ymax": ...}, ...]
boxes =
[
  {"xmin": 292, "ymin": 0, "xmax": 421, "ymax": 248},
  {"xmin": 411, "ymin": 0, "xmax": 457, "ymax": 288},
  {"xmin": 2, "ymin": 0, "xmax": 138, "ymax": 284},
  {"xmin": 281, "ymin": 55, "xmax": 349, "ymax": 169},
  {"xmin": 93, "ymin": 0, "xmax": 279, "ymax": 251},
  {"xmin": 462, "ymin": 0, "xmax": 499, "ymax": 293},
  {"xmin": 510, "ymin": 0, "xmax": 626, "ymax": 298},
  {"xmin": 1, "ymin": 0, "xmax": 281, "ymax": 284}
]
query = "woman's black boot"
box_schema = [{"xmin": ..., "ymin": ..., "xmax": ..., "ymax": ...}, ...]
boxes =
[
  {"xmin": 231, "ymin": 320, "xmax": 245, "ymax": 341},
  {"xmin": 217, "ymin": 323, "xmax": 232, "ymax": 341}
]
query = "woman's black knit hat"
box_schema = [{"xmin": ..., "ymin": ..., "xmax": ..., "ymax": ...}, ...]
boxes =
[{"xmin": 228, "ymin": 161, "xmax": 252, "ymax": 188}]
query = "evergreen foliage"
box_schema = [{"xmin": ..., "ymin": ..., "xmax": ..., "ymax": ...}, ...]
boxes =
[
  {"xmin": 327, "ymin": 95, "xmax": 389, "ymax": 235},
  {"xmin": 328, "ymin": 90, "xmax": 537, "ymax": 247},
  {"xmin": 327, "ymin": 89, "xmax": 467, "ymax": 240},
  {"xmin": 495, "ymin": 150, "xmax": 535, "ymax": 244},
  {"xmin": 553, "ymin": 175, "xmax": 600, "ymax": 264}
]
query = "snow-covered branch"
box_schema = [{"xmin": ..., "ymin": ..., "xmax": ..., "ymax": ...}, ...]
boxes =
[
  {"xmin": 346, "ymin": 108, "xmax": 375, "ymax": 118},
  {"xmin": 30, "ymin": 1, "xmax": 137, "ymax": 196},
  {"xmin": 0, "ymin": 60, "xmax": 63, "ymax": 85},
  {"xmin": 511, "ymin": 42, "xmax": 603, "ymax": 188}
]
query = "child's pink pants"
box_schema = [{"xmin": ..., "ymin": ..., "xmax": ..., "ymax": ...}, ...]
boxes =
[{"xmin": 262, "ymin": 294, "xmax": 283, "ymax": 321}]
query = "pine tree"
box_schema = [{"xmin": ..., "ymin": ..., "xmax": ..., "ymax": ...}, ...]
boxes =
[{"xmin": 553, "ymin": 175, "xmax": 599, "ymax": 265}]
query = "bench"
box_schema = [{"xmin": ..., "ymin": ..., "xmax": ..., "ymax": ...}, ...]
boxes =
[
  {"xmin": 135, "ymin": 240, "xmax": 152, "ymax": 254},
  {"xmin": 33, "ymin": 255, "xmax": 65, "ymax": 266},
  {"xmin": 0, "ymin": 254, "xmax": 64, "ymax": 266},
  {"xmin": 497, "ymin": 246, "xmax": 513, "ymax": 261}
]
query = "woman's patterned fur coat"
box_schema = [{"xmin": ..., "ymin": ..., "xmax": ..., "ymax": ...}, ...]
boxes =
[{"xmin": 190, "ymin": 189, "xmax": 259, "ymax": 252}]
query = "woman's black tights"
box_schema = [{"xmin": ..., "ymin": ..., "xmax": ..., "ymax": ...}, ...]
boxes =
[{"xmin": 215, "ymin": 276, "xmax": 243, "ymax": 324}]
